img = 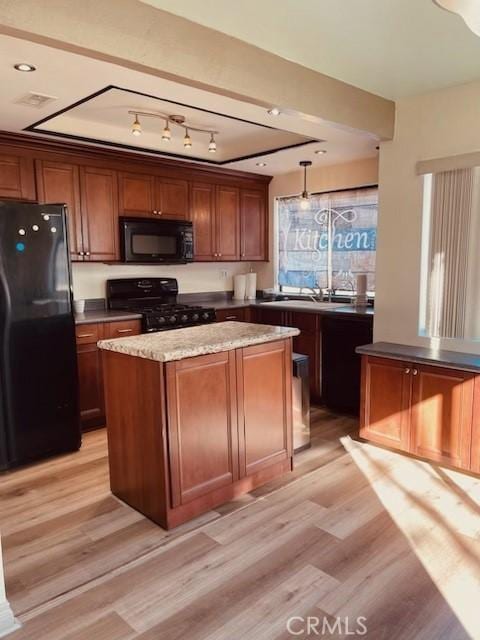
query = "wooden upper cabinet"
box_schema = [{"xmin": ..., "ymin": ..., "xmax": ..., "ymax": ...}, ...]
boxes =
[
  {"xmin": 156, "ymin": 177, "xmax": 189, "ymax": 220},
  {"xmin": 0, "ymin": 152, "xmax": 36, "ymax": 201},
  {"xmin": 216, "ymin": 185, "xmax": 240, "ymax": 261},
  {"xmin": 360, "ymin": 356, "xmax": 412, "ymax": 451},
  {"xmin": 240, "ymin": 189, "xmax": 266, "ymax": 261},
  {"xmin": 35, "ymin": 160, "xmax": 84, "ymax": 260},
  {"xmin": 190, "ymin": 182, "xmax": 215, "ymax": 260},
  {"xmin": 410, "ymin": 365, "xmax": 474, "ymax": 469},
  {"xmin": 118, "ymin": 172, "xmax": 155, "ymax": 217},
  {"xmin": 237, "ymin": 339, "xmax": 292, "ymax": 477},
  {"xmin": 80, "ymin": 167, "xmax": 118, "ymax": 261},
  {"xmin": 166, "ymin": 350, "xmax": 239, "ymax": 506}
]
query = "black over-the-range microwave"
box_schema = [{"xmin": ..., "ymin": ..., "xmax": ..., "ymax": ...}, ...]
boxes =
[{"xmin": 119, "ymin": 217, "xmax": 194, "ymax": 264}]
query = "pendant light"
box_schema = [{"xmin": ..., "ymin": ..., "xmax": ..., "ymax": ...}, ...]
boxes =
[
  {"xmin": 183, "ymin": 128, "xmax": 192, "ymax": 149},
  {"xmin": 161, "ymin": 119, "xmax": 171, "ymax": 141},
  {"xmin": 299, "ymin": 161, "xmax": 312, "ymax": 210},
  {"xmin": 131, "ymin": 114, "xmax": 142, "ymax": 136}
]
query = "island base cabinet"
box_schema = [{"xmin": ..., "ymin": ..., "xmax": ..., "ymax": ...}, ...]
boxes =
[
  {"xmin": 360, "ymin": 355, "xmax": 475, "ymax": 472},
  {"xmin": 102, "ymin": 338, "xmax": 294, "ymax": 529}
]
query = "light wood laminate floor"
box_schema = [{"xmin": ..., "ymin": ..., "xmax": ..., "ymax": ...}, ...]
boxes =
[{"xmin": 1, "ymin": 408, "xmax": 478, "ymax": 639}]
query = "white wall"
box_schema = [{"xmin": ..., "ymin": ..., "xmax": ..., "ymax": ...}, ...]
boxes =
[
  {"xmin": 72, "ymin": 261, "xmax": 252, "ymax": 300},
  {"xmin": 256, "ymin": 157, "xmax": 379, "ymax": 289},
  {"xmin": 375, "ymin": 78, "xmax": 480, "ymax": 354}
]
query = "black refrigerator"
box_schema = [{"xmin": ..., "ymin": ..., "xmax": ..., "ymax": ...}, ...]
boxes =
[{"xmin": 0, "ymin": 200, "xmax": 81, "ymax": 470}]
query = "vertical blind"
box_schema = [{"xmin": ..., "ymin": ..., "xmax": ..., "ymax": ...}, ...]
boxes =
[{"xmin": 425, "ymin": 168, "xmax": 474, "ymax": 338}]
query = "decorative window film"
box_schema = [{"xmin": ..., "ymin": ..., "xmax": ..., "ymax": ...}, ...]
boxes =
[{"xmin": 277, "ymin": 187, "xmax": 378, "ymax": 294}]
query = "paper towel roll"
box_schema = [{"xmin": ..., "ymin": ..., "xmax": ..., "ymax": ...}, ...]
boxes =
[
  {"xmin": 245, "ymin": 272, "xmax": 257, "ymax": 300},
  {"xmin": 356, "ymin": 274, "xmax": 367, "ymax": 295},
  {"xmin": 233, "ymin": 274, "xmax": 246, "ymax": 300}
]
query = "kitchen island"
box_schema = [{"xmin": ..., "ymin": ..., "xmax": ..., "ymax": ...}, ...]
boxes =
[{"xmin": 98, "ymin": 321, "xmax": 299, "ymax": 529}]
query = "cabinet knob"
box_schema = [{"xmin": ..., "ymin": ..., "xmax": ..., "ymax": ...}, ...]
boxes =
[
  {"xmin": 404, "ymin": 368, "xmax": 410, "ymax": 374},
  {"xmin": 218, "ymin": 253, "xmax": 222, "ymax": 257},
  {"xmin": 158, "ymin": 210, "xmax": 162, "ymax": 215},
  {"xmin": 412, "ymin": 368, "xmax": 418, "ymax": 375},
  {"xmin": 85, "ymin": 252, "xmax": 90, "ymax": 256}
]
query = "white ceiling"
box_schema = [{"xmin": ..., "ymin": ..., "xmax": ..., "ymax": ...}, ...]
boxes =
[
  {"xmin": 0, "ymin": 34, "xmax": 378, "ymax": 175},
  {"xmin": 141, "ymin": 0, "xmax": 480, "ymax": 99}
]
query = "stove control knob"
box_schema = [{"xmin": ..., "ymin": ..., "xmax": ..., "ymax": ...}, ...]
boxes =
[
  {"xmin": 192, "ymin": 313, "xmax": 199, "ymax": 321},
  {"xmin": 169, "ymin": 315, "xmax": 177, "ymax": 323},
  {"xmin": 158, "ymin": 316, "xmax": 166, "ymax": 324},
  {"xmin": 202, "ymin": 312, "xmax": 210, "ymax": 320},
  {"xmin": 181, "ymin": 314, "xmax": 188, "ymax": 322}
]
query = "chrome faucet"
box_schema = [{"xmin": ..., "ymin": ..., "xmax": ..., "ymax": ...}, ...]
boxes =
[{"xmin": 323, "ymin": 287, "xmax": 336, "ymax": 302}]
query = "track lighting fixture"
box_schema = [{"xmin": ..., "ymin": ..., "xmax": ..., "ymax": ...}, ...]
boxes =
[{"xmin": 127, "ymin": 110, "xmax": 219, "ymax": 153}]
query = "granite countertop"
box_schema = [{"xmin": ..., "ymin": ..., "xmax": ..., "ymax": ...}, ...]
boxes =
[
  {"xmin": 75, "ymin": 310, "xmax": 142, "ymax": 325},
  {"xmin": 356, "ymin": 341, "xmax": 480, "ymax": 373},
  {"xmin": 98, "ymin": 321, "xmax": 300, "ymax": 363}
]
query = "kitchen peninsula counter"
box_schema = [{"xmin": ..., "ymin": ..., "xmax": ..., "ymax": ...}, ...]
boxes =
[{"xmin": 99, "ymin": 322, "xmax": 298, "ymax": 529}]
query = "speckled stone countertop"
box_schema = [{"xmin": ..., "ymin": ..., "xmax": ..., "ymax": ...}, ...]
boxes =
[
  {"xmin": 98, "ymin": 321, "xmax": 299, "ymax": 363},
  {"xmin": 356, "ymin": 342, "xmax": 480, "ymax": 373}
]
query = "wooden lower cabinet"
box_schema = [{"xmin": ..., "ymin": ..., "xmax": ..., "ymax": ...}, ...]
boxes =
[
  {"xmin": 360, "ymin": 355, "xmax": 476, "ymax": 472},
  {"xmin": 166, "ymin": 351, "xmax": 239, "ymax": 506},
  {"xmin": 410, "ymin": 365, "xmax": 474, "ymax": 469},
  {"xmin": 75, "ymin": 320, "xmax": 141, "ymax": 430},
  {"xmin": 102, "ymin": 338, "xmax": 294, "ymax": 529},
  {"xmin": 360, "ymin": 356, "xmax": 412, "ymax": 451},
  {"xmin": 237, "ymin": 340, "xmax": 292, "ymax": 476}
]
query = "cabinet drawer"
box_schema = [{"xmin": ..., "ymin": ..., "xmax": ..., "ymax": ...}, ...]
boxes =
[
  {"xmin": 216, "ymin": 307, "xmax": 248, "ymax": 322},
  {"xmin": 103, "ymin": 319, "xmax": 141, "ymax": 339},
  {"xmin": 75, "ymin": 323, "xmax": 101, "ymax": 345}
]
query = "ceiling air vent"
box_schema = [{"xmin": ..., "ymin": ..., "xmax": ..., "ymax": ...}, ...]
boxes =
[{"xmin": 15, "ymin": 92, "xmax": 58, "ymax": 108}]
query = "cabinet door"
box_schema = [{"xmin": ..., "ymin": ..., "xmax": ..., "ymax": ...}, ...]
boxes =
[
  {"xmin": 80, "ymin": 167, "xmax": 119, "ymax": 261},
  {"xmin": 360, "ymin": 356, "xmax": 412, "ymax": 451},
  {"xmin": 252, "ymin": 307, "xmax": 287, "ymax": 326},
  {"xmin": 190, "ymin": 182, "xmax": 215, "ymax": 260},
  {"xmin": 240, "ymin": 189, "xmax": 266, "ymax": 261},
  {"xmin": 288, "ymin": 311, "xmax": 321, "ymax": 400},
  {"xmin": 157, "ymin": 177, "xmax": 189, "ymax": 220},
  {"xmin": 411, "ymin": 365, "xmax": 474, "ymax": 469},
  {"xmin": 166, "ymin": 351, "xmax": 239, "ymax": 506},
  {"xmin": 215, "ymin": 185, "xmax": 240, "ymax": 261},
  {"xmin": 76, "ymin": 342, "xmax": 105, "ymax": 428},
  {"xmin": 0, "ymin": 152, "xmax": 35, "ymax": 200},
  {"xmin": 118, "ymin": 172, "xmax": 155, "ymax": 217},
  {"xmin": 322, "ymin": 316, "xmax": 373, "ymax": 413},
  {"xmin": 35, "ymin": 160, "xmax": 84, "ymax": 259},
  {"xmin": 237, "ymin": 339, "xmax": 292, "ymax": 477}
]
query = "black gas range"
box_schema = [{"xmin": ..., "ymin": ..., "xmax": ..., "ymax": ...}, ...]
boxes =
[{"xmin": 106, "ymin": 278, "xmax": 216, "ymax": 332}]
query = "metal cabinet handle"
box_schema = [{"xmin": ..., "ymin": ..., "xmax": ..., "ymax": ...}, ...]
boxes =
[
  {"xmin": 404, "ymin": 368, "xmax": 410, "ymax": 374},
  {"xmin": 78, "ymin": 251, "xmax": 85, "ymax": 256},
  {"xmin": 117, "ymin": 328, "xmax": 133, "ymax": 334},
  {"xmin": 412, "ymin": 368, "xmax": 418, "ymax": 375},
  {"xmin": 153, "ymin": 210, "xmax": 157, "ymax": 215},
  {"xmin": 225, "ymin": 315, "xmax": 237, "ymax": 320},
  {"xmin": 77, "ymin": 333, "xmax": 94, "ymax": 338},
  {"xmin": 218, "ymin": 253, "xmax": 222, "ymax": 257},
  {"xmin": 158, "ymin": 210, "xmax": 162, "ymax": 215},
  {"xmin": 85, "ymin": 252, "xmax": 90, "ymax": 256}
]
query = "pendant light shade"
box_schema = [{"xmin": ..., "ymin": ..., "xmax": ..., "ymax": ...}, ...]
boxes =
[{"xmin": 184, "ymin": 128, "xmax": 192, "ymax": 149}]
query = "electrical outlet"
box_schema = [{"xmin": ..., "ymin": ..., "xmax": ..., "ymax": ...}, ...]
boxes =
[{"xmin": 220, "ymin": 270, "xmax": 228, "ymax": 279}]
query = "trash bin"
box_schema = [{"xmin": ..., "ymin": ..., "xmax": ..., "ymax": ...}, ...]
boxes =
[{"xmin": 292, "ymin": 352, "xmax": 310, "ymax": 453}]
